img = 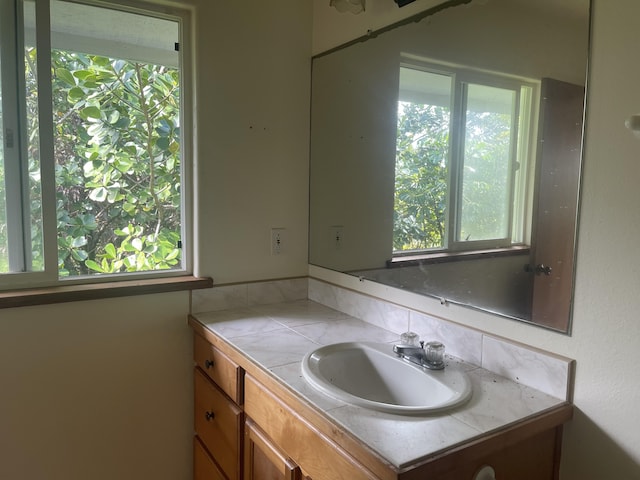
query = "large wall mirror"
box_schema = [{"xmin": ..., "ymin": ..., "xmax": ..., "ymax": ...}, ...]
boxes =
[{"xmin": 309, "ymin": 0, "xmax": 591, "ymax": 333}]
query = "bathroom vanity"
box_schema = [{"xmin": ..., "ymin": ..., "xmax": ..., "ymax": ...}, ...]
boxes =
[{"xmin": 189, "ymin": 300, "xmax": 573, "ymax": 480}]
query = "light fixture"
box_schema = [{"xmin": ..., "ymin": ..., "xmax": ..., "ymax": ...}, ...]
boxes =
[
  {"xmin": 330, "ymin": 0, "xmax": 366, "ymax": 14},
  {"xmin": 395, "ymin": 0, "xmax": 417, "ymax": 6},
  {"xmin": 625, "ymin": 114, "xmax": 640, "ymax": 138}
]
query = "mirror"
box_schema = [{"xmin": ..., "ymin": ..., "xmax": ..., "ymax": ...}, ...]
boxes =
[{"xmin": 309, "ymin": 0, "xmax": 590, "ymax": 333}]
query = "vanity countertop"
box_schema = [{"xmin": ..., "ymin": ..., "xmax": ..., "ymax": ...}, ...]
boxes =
[{"xmin": 191, "ymin": 299, "xmax": 571, "ymax": 470}]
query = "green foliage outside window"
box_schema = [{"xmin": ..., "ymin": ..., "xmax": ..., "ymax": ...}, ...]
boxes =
[
  {"xmin": 394, "ymin": 102, "xmax": 449, "ymax": 251},
  {"xmin": 23, "ymin": 49, "xmax": 182, "ymax": 276}
]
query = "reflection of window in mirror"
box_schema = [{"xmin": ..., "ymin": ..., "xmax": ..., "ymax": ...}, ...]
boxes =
[{"xmin": 394, "ymin": 60, "xmax": 538, "ymax": 258}]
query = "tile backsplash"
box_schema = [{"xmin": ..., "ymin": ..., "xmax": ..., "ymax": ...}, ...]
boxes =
[
  {"xmin": 192, "ymin": 277, "xmax": 574, "ymax": 401},
  {"xmin": 191, "ymin": 277, "xmax": 308, "ymax": 313}
]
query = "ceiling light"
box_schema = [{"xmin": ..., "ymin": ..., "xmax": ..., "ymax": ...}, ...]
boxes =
[{"xmin": 330, "ymin": 0, "xmax": 366, "ymax": 14}]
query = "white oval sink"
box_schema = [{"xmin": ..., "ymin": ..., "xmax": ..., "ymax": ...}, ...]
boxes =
[{"xmin": 301, "ymin": 342, "xmax": 472, "ymax": 415}]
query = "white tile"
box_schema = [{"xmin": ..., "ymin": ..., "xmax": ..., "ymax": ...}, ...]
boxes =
[
  {"xmin": 196, "ymin": 308, "xmax": 286, "ymax": 340},
  {"xmin": 409, "ymin": 311, "xmax": 483, "ymax": 367},
  {"xmin": 291, "ymin": 318, "xmax": 400, "ymax": 345},
  {"xmin": 248, "ymin": 278, "xmax": 308, "ymax": 305},
  {"xmin": 450, "ymin": 368, "xmax": 563, "ymax": 433},
  {"xmin": 232, "ymin": 329, "xmax": 320, "ymax": 368},
  {"xmin": 253, "ymin": 299, "xmax": 351, "ymax": 327},
  {"xmin": 481, "ymin": 336, "xmax": 572, "ymax": 400},
  {"xmin": 191, "ymin": 284, "xmax": 248, "ymax": 313},
  {"xmin": 325, "ymin": 405, "xmax": 481, "ymax": 469}
]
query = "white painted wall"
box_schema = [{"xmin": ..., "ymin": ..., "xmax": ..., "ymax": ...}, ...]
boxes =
[
  {"xmin": 193, "ymin": 0, "xmax": 312, "ymax": 284},
  {"xmin": 0, "ymin": 293, "xmax": 193, "ymax": 480},
  {"xmin": 312, "ymin": 0, "xmax": 640, "ymax": 477}
]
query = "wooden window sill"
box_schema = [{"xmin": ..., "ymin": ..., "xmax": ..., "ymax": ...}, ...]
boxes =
[{"xmin": 0, "ymin": 275, "xmax": 213, "ymax": 310}]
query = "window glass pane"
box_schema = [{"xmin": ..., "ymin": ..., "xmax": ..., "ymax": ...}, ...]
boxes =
[
  {"xmin": 24, "ymin": 0, "xmax": 44, "ymax": 271},
  {"xmin": 394, "ymin": 68, "xmax": 451, "ymax": 252},
  {"xmin": 0, "ymin": 33, "xmax": 8, "ymax": 272},
  {"xmin": 459, "ymin": 83, "xmax": 515, "ymax": 242},
  {"xmin": 49, "ymin": 1, "xmax": 182, "ymax": 276}
]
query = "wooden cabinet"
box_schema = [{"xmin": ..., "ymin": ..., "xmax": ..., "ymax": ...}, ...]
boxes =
[
  {"xmin": 244, "ymin": 418, "xmax": 307, "ymax": 480},
  {"xmin": 190, "ymin": 324, "xmax": 572, "ymax": 480}
]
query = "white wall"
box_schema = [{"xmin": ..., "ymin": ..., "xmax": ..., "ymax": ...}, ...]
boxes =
[
  {"xmin": 193, "ymin": 0, "xmax": 312, "ymax": 284},
  {"xmin": 0, "ymin": 293, "xmax": 193, "ymax": 480},
  {"xmin": 312, "ymin": 0, "xmax": 640, "ymax": 477}
]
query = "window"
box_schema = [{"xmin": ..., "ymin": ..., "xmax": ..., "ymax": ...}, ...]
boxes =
[
  {"xmin": 0, "ymin": 0, "xmax": 190, "ymax": 290},
  {"xmin": 393, "ymin": 61, "xmax": 536, "ymax": 255}
]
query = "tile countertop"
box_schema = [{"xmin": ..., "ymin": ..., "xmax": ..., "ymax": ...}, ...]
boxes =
[{"xmin": 192, "ymin": 299, "xmax": 568, "ymax": 470}]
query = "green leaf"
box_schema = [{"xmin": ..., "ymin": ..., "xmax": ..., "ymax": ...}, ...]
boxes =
[
  {"xmin": 104, "ymin": 243, "xmax": 117, "ymax": 259},
  {"xmin": 89, "ymin": 187, "xmax": 108, "ymax": 202},
  {"xmin": 71, "ymin": 249, "xmax": 88, "ymax": 261},
  {"xmin": 68, "ymin": 87, "xmax": 85, "ymax": 102},
  {"xmin": 156, "ymin": 137, "xmax": 170, "ymax": 151},
  {"xmin": 131, "ymin": 238, "xmax": 144, "ymax": 252},
  {"xmin": 107, "ymin": 187, "xmax": 122, "ymax": 203},
  {"xmin": 73, "ymin": 70, "xmax": 95, "ymax": 81},
  {"xmin": 80, "ymin": 106, "xmax": 102, "ymax": 120},
  {"xmin": 85, "ymin": 259, "xmax": 106, "ymax": 273},
  {"xmin": 56, "ymin": 67, "xmax": 76, "ymax": 86},
  {"xmin": 71, "ymin": 236, "xmax": 87, "ymax": 248}
]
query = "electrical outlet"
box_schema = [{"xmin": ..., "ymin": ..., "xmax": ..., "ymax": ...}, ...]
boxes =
[
  {"xmin": 271, "ymin": 228, "xmax": 286, "ymax": 255},
  {"xmin": 330, "ymin": 225, "xmax": 344, "ymax": 250}
]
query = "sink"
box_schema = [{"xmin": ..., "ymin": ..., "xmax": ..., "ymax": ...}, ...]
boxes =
[{"xmin": 301, "ymin": 342, "xmax": 472, "ymax": 415}]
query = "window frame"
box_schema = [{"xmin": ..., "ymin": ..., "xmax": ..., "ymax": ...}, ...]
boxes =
[
  {"xmin": 394, "ymin": 58, "xmax": 539, "ymax": 258},
  {"xmin": 0, "ymin": 0, "xmax": 194, "ymax": 292}
]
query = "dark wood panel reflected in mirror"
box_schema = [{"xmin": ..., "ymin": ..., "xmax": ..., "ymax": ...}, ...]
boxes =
[{"xmin": 309, "ymin": 0, "xmax": 590, "ymax": 333}]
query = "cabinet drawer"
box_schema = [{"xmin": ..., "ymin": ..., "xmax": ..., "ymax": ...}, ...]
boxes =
[
  {"xmin": 244, "ymin": 375, "xmax": 378, "ymax": 480},
  {"xmin": 194, "ymin": 333, "xmax": 243, "ymax": 403},
  {"xmin": 194, "ymin": 437, "xmax": 226, "ymax": 480},
  {"xmin": 195, "ymin": 369, "xmax": 243, "ymax": 480}
]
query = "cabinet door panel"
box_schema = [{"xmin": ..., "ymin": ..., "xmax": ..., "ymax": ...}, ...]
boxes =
[
  {"xmin": 244, "ymin": 375, "xmax": 376, "ymax": 480},
  {"xmin": 245, "ymin": 419, "xmax": 305, "ymax": 480},
  {"xmin": 195, "ymin": 369, "xmax": 243, "ymax": 480},
  {"xmin": 194, "ymin": 437, "xmax": 226, "ymax": 480}
]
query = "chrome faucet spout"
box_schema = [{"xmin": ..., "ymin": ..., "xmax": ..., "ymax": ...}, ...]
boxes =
[
  {"xmin": 393, "ymin": 343, "xmax": 426, "ymax": 365},
  {"xmin": 393, "ymin": 342, "xmax": 445, "ymax": 370}
]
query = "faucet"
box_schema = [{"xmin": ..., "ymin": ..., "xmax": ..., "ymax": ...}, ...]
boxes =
[{"xmin": 393, "ymin": 341, "xmax": 445, "ymax": 370}]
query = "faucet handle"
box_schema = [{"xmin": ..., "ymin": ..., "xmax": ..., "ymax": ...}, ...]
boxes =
[{"xmin": 424, "ymin": 341, "xmax": 445, "ymax": 369}]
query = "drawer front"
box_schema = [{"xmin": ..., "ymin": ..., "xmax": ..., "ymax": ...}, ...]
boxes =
[
  {"xmin": 195, "ymin": 369, "xmax": 243, "ymax": 480},
  {"xmin": 244, "ymin": 375, "xmax": 378, "ymax": 480},
  {"xmin": 194, "ymin": 437, "xmax": 226, "ymax": 480},
  {"xmin": 194, "ymin": 333, "xmax": 242, "ymax": 403}
]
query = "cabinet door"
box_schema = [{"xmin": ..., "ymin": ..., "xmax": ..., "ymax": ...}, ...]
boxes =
[
  {"xmin": 244, "ymin": 419, "xmax": 307, "ymax": 480},
  {"xmin": 244, "ymin": 375, "xmax": 377, "ymax": 480},
  {"xmin": 194, "ymin": 437, "xmax": 226, "ymax": 480}
]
